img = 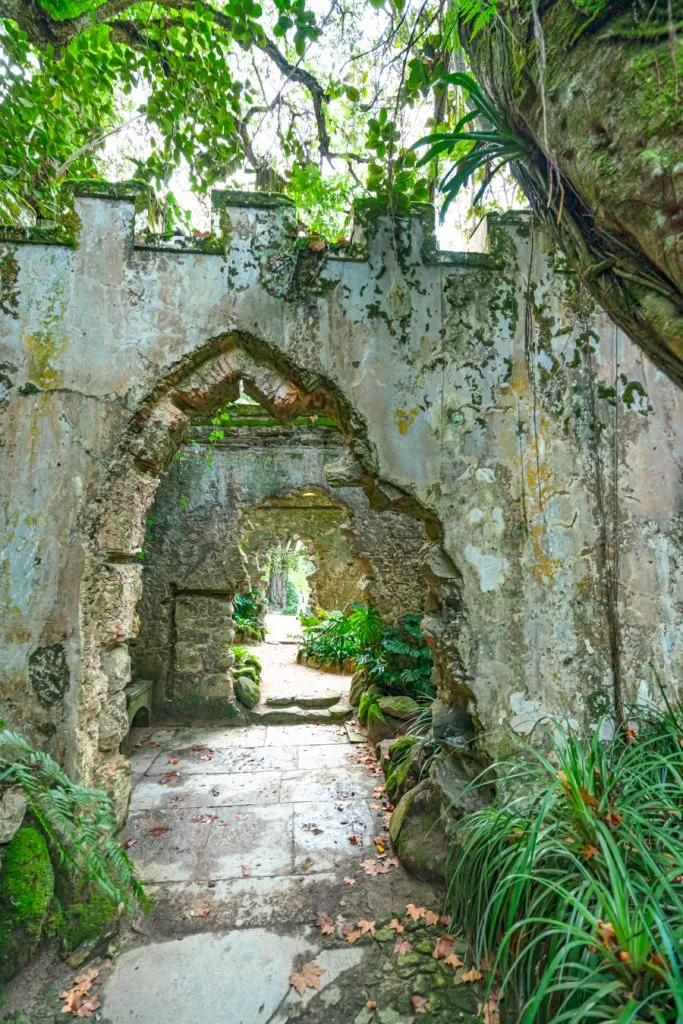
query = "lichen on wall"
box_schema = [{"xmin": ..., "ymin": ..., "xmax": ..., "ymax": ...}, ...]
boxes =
[{"xmin": 0, "ymin": 184, "xmax": 679, "ymax": 818}]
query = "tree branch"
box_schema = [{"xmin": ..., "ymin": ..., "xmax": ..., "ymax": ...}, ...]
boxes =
[{"xmin": 0, "ymin": 0, "xmax": 332, "ymax": 158}]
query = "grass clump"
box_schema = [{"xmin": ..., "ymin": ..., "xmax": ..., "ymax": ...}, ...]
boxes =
[{"xmin": 446, "ymin": 700, "xmax": 683, "ymax": 1023}]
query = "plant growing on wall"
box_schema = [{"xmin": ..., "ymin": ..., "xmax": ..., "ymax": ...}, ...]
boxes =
[
  {"xmin": 0, "ymin": 728, "xmax": 146, "ymax": 908},
  {"xmin": 445, "ymin": 702, "xmax": 683, "ymax": 1023}
]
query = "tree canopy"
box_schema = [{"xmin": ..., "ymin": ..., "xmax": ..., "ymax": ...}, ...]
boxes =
[{"xmin": 0, "ymin": 0, "xmax": 680, "ymax": 383}]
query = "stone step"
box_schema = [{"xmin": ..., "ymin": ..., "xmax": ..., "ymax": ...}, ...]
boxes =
[
  {"xmin": 265, "ymin": 692, "xmax": 342, "ymax": 710},
  {"xmin": 247, "ymin": 705, "xmax": 353, "ymax": 726}
]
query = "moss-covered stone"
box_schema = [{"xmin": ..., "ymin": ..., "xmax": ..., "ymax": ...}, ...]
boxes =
[
  {"xmin": 234, "ymin": 674, "xmax": 260, "ymax": 709},
  {"xmin": 377, "ymin": 695, "xmax": 420, "ymax": 720},
  {"xmin": 367, "ymin": 704, "xmax": 402, "ymax": 746},
  {"xmin": 358, "ymin": 690, "xmax": 378, "ymax": 726},
  {"xmin": 0, "ymin": 826, "xmax": 55, "ymax": 982},
  {"xmin": 54, "ymin": 873, "xmax": 118, "ymax": 953}
]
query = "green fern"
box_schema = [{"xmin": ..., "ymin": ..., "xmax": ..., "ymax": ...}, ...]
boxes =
[{"xmin": 0, "ymin": 730, "xmax": 146, "ymax": 910}]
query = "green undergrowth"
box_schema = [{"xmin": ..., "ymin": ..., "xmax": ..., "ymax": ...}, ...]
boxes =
[
  {"xmin": 445, "ymin": 700, "xmax": 683, "ymax": 1023},
  {"xmin": 0, "ymin": 728, "xmax": 147, "ymax": 982},
  {"xmin": 299, "ymin": 605, "xmax": 434, "ymax": 701}
]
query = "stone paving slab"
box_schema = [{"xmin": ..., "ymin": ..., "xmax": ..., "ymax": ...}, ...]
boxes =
[
  {"xmin": 146, "ymin": 743, "xmax": 298, "ymax": 775},
  {"xmin": 293, "ymin": 799, "xmax": 375, "ymax": 873},
  {"xmin": 202, "ymin": 803, "xmax": 295, "ymax": 879},
  {"xmin": 122, "ymin": 806, "xmax": 214, "ymax": 884},
  {"xmin": 170, "ymin": 725, "xmax": 268, "ymax": 748},
  {"xmin": 265, "ymin": 723, "xmax": 348, "ymax": 746},
  {"xmin": 281, "ymin": 766, "xmax": 374, "ymax": 803},
  {"xmin": 100, "ymin": 929, "xmax": 314, "ymax": 1024},
  {"xmin": 131, "ymin": 769, "xmax": 283, "ymax": 811},
  {"xmin": 296, "ymin": 743, "xmax": 359, "ymax": 770}
]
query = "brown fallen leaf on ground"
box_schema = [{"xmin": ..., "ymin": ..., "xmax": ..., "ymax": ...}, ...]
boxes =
[
  {"xmin": 342, "ymin": 876, "xmax": 356, "ymax": 886},
  {"xmin": 405, "ymin": 903, "xmax": 425, "ymax": 920},
  {"xmin": 319, "ymin": 914, "xmax": 334, "ymax": 935},
  {"xmin": 123, "ymin": 838, "xmax": 137, "ymax": 849},
  {"xmin": 289, "ymin": 960, "xmax": 326, "ymax": 997},
  {"xmin": 373, "ymin": 785, "xmax": 386, "ymax": 798},
  {"xmin": 150, "ymin": 825, "xmax": 170, "ymax": 837},
  {"xmin": 59, "ymin": 968, "xmax": 101, "ymax": 1017},
  {"xmin": 158, "ymin": 770, "xmax": 181, "ymax": 785},
  {"xmin": 394, "ymin": 940, "xmax": 413, "ymax": 955},
  {"xmin": 373, "ymin": 836, "xmax": 386, "ymax": 855},
  {"xmin": 478, "ymin": 992, "xmax": 501, "ymax": 1024},
  {"xmin": 357, "ymin": 918, "xmax": 376, "ymax": 935},
  {"xmin": 439, "ymin": 914, "xmax": 452, "ymax": 926},
  {"xmin": 348, "ymin": 834, "xmax": 359, "ymax": 845},
  {"xmin": 432, "ymin": 936, "xmax": 455, "ymax": 960},
  {"xmin": 241, "ymin": 864, "xmax": 252, "ymax": 876},
  {"xmin": 345, "ymin": 929, "xmax": 362, "ymax": 945},
  {"xmin": 183, "ymin": 903, "xmax": 212, "ymax": 920},
  {"xmin": 167, "ymin": 756, "xmax": 181, "ymax": 765},
  {"xmin": 410, "ymin": 995, "xmax": 428, "ymax": 1014},
  {"xmin": 235, "ymin": 813, "xmax": 248, "ymax": 820},
  {"xmin": 443, "ymin": 952, "xmax": 464, "ymax": 970},
  {"xmin": 461, "ymin": 966, "xmax": 483, "ymax": 983},
  {"xmin": 149, "ymin": 741, "xmax": 161, "ymax": 747},
  {"xmin": 366, "ymin": 1000, "xmax": 377, "ymax": 1010},
  {"xmin": 190, "ymin": 813, "xmax": 219, "ymax": 824},
  {"xmin": 423, "ymin": 910, "xmax": 440, "ymax": 926},
  {"xmin": 388, "ymin": 918, "xmax": 404, "ymax": 934}
]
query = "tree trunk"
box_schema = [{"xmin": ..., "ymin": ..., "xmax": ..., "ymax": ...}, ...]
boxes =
[{"xmin": 460, "ymin": 0, "xmax": 682, "ymax": 386}]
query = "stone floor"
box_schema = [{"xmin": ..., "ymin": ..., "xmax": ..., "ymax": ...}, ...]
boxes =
[
  {"xmin": 1, "ymin": 667, "xmax": 484, "ymax": 1023},
  {"xmin": 251, "ymin": 617, "xmax": 352, "ymax": 711}
]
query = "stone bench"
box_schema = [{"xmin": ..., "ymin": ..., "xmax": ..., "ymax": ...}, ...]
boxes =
[{"xmin": 125, "ymin": 679, "xmax": 153, "ymax": 730}]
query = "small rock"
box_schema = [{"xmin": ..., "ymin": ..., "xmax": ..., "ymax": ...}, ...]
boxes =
[
  {"xmin": 64, "ymin": 921, "xmax": 118, "ymax": 967},
  {"xmin": 0, "ymin": 785, "xmax": 27, "ymax": 844}
]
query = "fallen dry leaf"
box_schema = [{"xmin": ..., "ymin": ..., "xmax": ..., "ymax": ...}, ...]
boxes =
[
  {"xmin": 432, "ymin": 935, "xmax": 455, "ymax": 960},
  {"xmin": 342, "ymin": 876, "xmax": 356, "ymax": 886},
  {"xmin": 149, "ymin": 741, "xmax": 161, "ymax": 747},
  {"xmin": 460, "ymin": 967, "xmax": 483, "ymax": 983},
  {"xmin": 394, "ymin": 940, "xmax": 413, "ymax": 956},
  {"xmin": 59, "ymin": 968, "xmax": 101, "ymax": 1017},
  {"xmin": 478, "ymin": 991, "xmax": 501, "ymax": 1024},
  {"xmin": 373, "ymin": 836, "xmax": 386, "ymax": 855},
  {"xmin": 348, "ymin": 834, "xmax": 359, "ymax": 845},
  {"xmin": 241, "ymin": 864, "xmax": 252, "ymax": 877},
  {"xmin": 366, "ymin": 1000, "xmax": 377, "ymax": 1010},
  {"xmin": 388, "ymin": 918, "xmax": 404, "ymax": 934},
  {"xmin": 150, "ymin": 825, "xmax": 170, "ymax": 837},
  {"xmin": 405, "ymin": 903, "xmax": 425, "ymax": 921},
  {"xmin": 439, "ymin": 914, "xmax": 452, "ymax": 926},
  {"xmin": 410, "ymin": 994, "xmax": 428, "ymax": 1014},
  {"xmin": 289, "ymin": 960, "xmax": 326, "ymax": 997},
  {"xmin": 319, "ymin": 914, "xmax": 334, "ymax": 936},
  {"xmin": 357, "ymin": 918, "xmax": 376, "ymax": 936},
  {"xmin": 167, "ymin": 756, "xmax": 181, "ymax": 765},
  {"xmin": 580, "ymin": 844, "xmax": 600, "ymax": 860},
  {"xmin": 345, "ymin": 929, "xmax": 362, "ymax": 945},
  {"xmin": 443, "ymin": 952, "xmax": 464, "ymax": 970},
  {"xmin": 123, "ymin": 837, "xmax": 137, "ymax": 849},
  {"xmin": 158, "ymin": 770, "xmax": 181, "ymax": 785},
  {"xmin": 596, "ymin": 919, "xmax": 619, "ymax": 951},
  {"xmin": 423, "ymin": 910, "xmax": 440, "ymax": 926},
  {"xmin": 235, "ymin": 813, "xmax": 248, "ymax": 821},
  {"xmin": 190, "ymin": 813, "xmax": 219, "ymax": 824}
]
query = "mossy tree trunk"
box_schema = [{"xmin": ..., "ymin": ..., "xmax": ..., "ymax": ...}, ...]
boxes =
[{"xmin": 461, "ymin": 0, "xmax": 682, "ymax": 386}]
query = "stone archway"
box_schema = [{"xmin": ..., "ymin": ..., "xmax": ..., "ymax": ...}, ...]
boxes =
[{"xmin": 76, "ymin": 332, "xmax": 471, "ymax": 818}]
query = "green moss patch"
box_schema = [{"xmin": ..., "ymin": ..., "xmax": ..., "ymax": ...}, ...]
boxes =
[{"xmin": 0, "ymin": 826, "xmax": 55, "ymax": 982}]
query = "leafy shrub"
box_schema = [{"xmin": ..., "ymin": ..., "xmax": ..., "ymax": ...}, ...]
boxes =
[
  {"xmin": 299, "ymin": 605, "xmax": 434, "ymax": 702},
  {"xmin": 446, "ymin": 703, "xmax": 683, "ymax": 1024},
  {"xmin": 299, "ymin": 608, "xmax": 360, "ymax": 666},
  {"xmin": 233, "ymin": 588, "xmax": 266, "ymax": 642},
  {"xmin": 356, "ymin": 614, "xmax": 435, "ymax": 700}
]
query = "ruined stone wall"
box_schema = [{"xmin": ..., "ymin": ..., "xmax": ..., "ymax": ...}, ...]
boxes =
[
  {"xmin": 131, "ymin": 418, "xmax": 429, "ymax": 717},
  {"xmin": 0, "ymin": 185, "xmax": 680, "ymax": 812}
]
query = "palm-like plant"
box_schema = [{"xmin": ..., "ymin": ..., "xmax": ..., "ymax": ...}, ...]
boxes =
[
  {"xmin": 446, "ymin": 703, "xmax": 683, "ymax": 1023},
  {"xmin": 414, "ymin": 72, "xmax": 529, "ymax": 216}
]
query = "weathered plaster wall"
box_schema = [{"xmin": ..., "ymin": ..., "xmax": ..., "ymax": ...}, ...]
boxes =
[
  {"xmin": 0, "ymin": 185, "xmax": 680, "ymax": 811},
  {"xmin": 131, "ymin": 418, "xmax": 429, "ymax": 716}
]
